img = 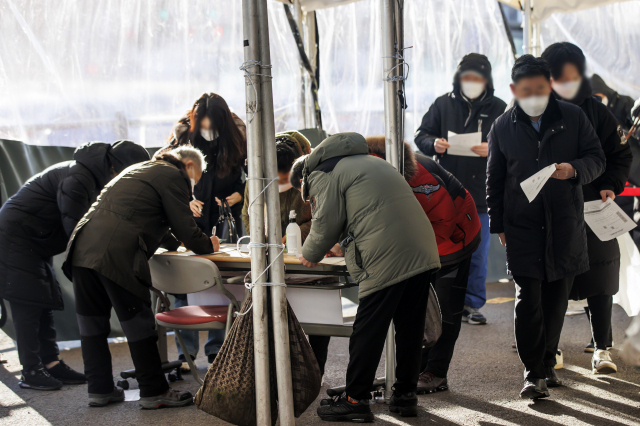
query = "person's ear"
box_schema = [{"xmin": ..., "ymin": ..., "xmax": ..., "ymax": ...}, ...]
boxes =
[{"xmin": 510, "ymin": 83, "xmax": 516, "ymax": 96}]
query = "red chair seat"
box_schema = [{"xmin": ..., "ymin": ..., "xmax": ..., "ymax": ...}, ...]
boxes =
[{"xmin": 156, "ymin": 305, "xmax": 229, "ymax": 326}]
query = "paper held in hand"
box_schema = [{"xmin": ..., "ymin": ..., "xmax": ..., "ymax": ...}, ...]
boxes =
[
  {"xmin": 447, "ymin": 131, "xmax": 481, "ymax": 157},
  {"xmin": 520, "ymin": 164, "xmax": 556, "ymax": 203},
  {"xmin": 584, "ymin": 198, "xmax": 637, "ymax": 241}
]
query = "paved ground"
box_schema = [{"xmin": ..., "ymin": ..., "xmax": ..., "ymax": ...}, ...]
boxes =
[{"xmin": 0, "ymin": 281, "xmax": 638, "ymax": 425}]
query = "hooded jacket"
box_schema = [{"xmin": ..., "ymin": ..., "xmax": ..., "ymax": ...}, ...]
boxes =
[
  {"xmin": 63, "ymin": 157, "xmax": 213, "ymax": 302},
  {"xmin": 0, "ymin": 141, "xmax": 149, "ymax": 309},
  {"xmin": 301, "ymin": 133, "xmax": 440, "ymax": 299},
  {"xmin": 366, "ymin": 136, "xmax": 481, "ymax": 266},
  {"xmin": 414, "ymin": 53, "xmax": 507, "ymax": 213},
  {"xmin": 486, "ymin": 95, "xmax": 606, "ymax": 281}
]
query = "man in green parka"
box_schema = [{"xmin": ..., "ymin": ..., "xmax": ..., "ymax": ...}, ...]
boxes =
[{"xmin": 290, "ymin": 132, "xmax": 440, "ymax": 422}]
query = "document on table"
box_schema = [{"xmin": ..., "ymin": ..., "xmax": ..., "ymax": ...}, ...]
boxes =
[
  {"xmin": 584, "ymin": 198, "xmax": 637, "ymax": 241},
  {"xmin": 520, "ymin": 164, "xmax": 556, "ymax": 203},
  {"xmin": 447, "ymin": 131, "xmax": 481, "ymax": 157}
]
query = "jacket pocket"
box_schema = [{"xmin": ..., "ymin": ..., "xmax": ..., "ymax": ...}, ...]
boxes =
[
  {"xmin": 133, "ymin": 236, "xmax": 152, "ymax": 287},
  {"xmin": 344, "ymin": 240, "xmax": 369, "ymax": 283}
]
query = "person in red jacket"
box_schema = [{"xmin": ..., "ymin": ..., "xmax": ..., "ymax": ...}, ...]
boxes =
[{"xmin": 366, "ymin": 136, "xmax": 481, "ymax": 394}]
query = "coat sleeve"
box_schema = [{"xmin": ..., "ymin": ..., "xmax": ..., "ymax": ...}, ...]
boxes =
[
  {"xmin": 241, "ymin": 184, "xmax": 250, "ymax": 235},
  {"xmin": 414, "ymin": 101, "xmax": 442, "ymax": 156},
  {"xmin": 486, "ymin": 124, "xmax": 507, "ymax": 234},
  {"xmin": 159, "ymin": 230, "xmax": 181, "ymax": 252},
  {"xmin": 232, "ymin": 170, "xmax": 246, "ymax": 197},
  {"xmin": 568, "ymin": 110, "xmax": 607, "ymax": 186},
  {"xmin": 57, "ymin": 173, "xmax": 93, "ymax": 236},
  {"xmin": 161, "ymin": 178, "xmax": 214, "ymax": 254},
  {"xmin": 592, "ymin": 105, "xmax": 632, "ymax": 194},
  {"xmin": 301, "ymin": 174, "xmax": 346, "ymax": 263}
]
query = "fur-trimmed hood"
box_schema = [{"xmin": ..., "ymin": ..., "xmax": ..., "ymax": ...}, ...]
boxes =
[{"xmin": 365, "ymin": 136, "xmax": 417, "ymax": 182}]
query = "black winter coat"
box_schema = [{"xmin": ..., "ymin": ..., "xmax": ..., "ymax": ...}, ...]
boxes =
[
  {"xmin": 63, "ymin": 158, "xmax": 214, "ymax": 302},
  {"xmin": 415, "ymin": 87, "xmax": 506, "ymax": 213},
  {"xmin": 567, "ymin": 83, "xmax": 632, "ymax": 299},
  {"xmin": 0, "ymin": 143, "xmax": 113, "ymax": 310},
  {"xmin": 487, "ymin": 95, "xmax": 606, "ymax": 281}
]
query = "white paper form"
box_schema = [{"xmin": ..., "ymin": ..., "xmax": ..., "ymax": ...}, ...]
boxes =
[
  {"xmin": 447, "ymin": 131, "xmax": 481, "ymax": 157},
  {"xmin": 584, "ymin": 198, "xmax": 637, "ymax": 241},
  {"xmin": 520, "ymin": 164, "xmax": 556, "ymax": 203}
]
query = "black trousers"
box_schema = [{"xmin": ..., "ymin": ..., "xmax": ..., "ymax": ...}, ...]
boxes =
[
  {"xmin": 308, "ymin": 335, "xmax": 331, "ymax": 376},
  {"xmin": 346, "ymin": 271, "xmax": 432, "ymax": 400},
  {"xmin": 420, "ymin": 256, "xmax": 472, "ymax": 377},
  {"xmin": 72, "ymin": 267, "xmax": 169, "ymax": 397},
  {"xmin": 587, "ymin": 295, "xmax": 614, "ymax": 350},
  {"xmin": 10, "ymin": 301, "xmax": 59, "ymax": 370},
  {"xmin": 513, "ymin": 275, "xmax": 572, "ymax": 380}
]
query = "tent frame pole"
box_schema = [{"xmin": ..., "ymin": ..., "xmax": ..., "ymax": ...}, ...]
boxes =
[
  {"xmin": 522, "ymin": 0, "xmax": 532, "ymax": 54},
  {"xmin": 242, "ymin": 0, "xmax": 271, "ymax": 423}
]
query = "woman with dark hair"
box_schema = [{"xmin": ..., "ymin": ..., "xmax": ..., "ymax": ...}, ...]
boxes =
[
  {"xmin": 159, "ymin": 92, "xmax": 247, "ymax": 367},
  {"xmin": 542, "ymin": 42, "xmax": 632, "ymax": 375}
]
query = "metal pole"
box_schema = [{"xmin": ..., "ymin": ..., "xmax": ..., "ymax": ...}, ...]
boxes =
[
  {"xmin": 242, "ymin": 0, "xmax": 271, "ymax": 423},
  {"xmin": 304, "ymin": 11, "xmax": 318, "ymax": 129},
  {"xmin": 532, "ymin": 22, "xmax": 541, "ymax": 56},
  {"xmin": 522, "ymin": 0, "xmax": 532, "ymax": 55},
  {"xmin": 256, "ymin": 0, "xmax": 296, "ymax": 424},
  {"xmin": 294, "ymin": 0, "xmax": 307, "ymax": 129}
]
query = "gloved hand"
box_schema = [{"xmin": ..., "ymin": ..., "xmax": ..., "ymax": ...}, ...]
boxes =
[{"xmin": 632, "ymin": 98, "xmax": 640, "ymax": 119}]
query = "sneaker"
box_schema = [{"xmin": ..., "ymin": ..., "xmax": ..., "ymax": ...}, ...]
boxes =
[
  {"xmin": 544, "ymin": 366, "xmax": 563, "ymax": 387},
  {"xmin": 555, "ymin": 349, "xmax": 563, "ymax": 369},
  {"xmin": 416, "ymin": 371, "xmax": 448, "ymax": 394},
  {"xmin": 89, "ymin": 386, "xmax": 125, "ymax": 407},
  {"xmin": 46, "ymin": 360, "xmax": 86, "ymax": 385},
  {"xmin": 462, "ymin": 306, "xmax": 487, "ymax": 325},
  {"xmin": 592, "ymin": 349, "xmax": 617, "ymax": 374},
  {"xmin": 19, "ymin": 364, "xmax": 62, "ymax": 391},
  {"xmin": 178, "ymin": 354, "xmax": 195, "ymax": 372},
  {"xmin": 389, "ymin": 390, "xmax": 418, "ymax": 417},
  {"xmin": 207, "ymin": 353, "xmax": 217, "ymax": 364},
  {"xmin": 520, "ymin": 378, "xmax": 549, "ymax": 399},
  {"xmin": 139, "ymin": 389, "xmax": 194, "ymax": 409},
  {"xmin": 584, "ymin": 341, "xmax": 595, "ymax": 353},
  {"xmin": 317, "ymin": 394, "xmax": 374, "ymax": 423}
]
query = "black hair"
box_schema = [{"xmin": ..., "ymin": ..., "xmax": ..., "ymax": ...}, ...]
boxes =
[
  {"xmin": 511, "ymin": 54, "xmax": 551, "ymax": 83},
  {"xmin": 541, "ymin": 42, "xmax": 586, "ymax": 79},
  {"xmin": 276, "ymin": 142, "xmax": 296, "ymax": 173},
  {"xmin": 290, "ymin": 155, "xmax": 308, "ymax": 189}
]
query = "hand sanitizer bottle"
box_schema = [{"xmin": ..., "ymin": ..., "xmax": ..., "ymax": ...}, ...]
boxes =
[{"xmin": 286, "ymin": 210, "xmax": 302, "ymax": 255}]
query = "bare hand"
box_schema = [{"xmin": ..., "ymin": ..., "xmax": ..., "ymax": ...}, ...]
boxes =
[
  {"xmin": 298, "ymin": 254, "xmax": 318, "ymax": 268},
  {"xmin": 434, "ymin": 138, "xmax": 450, "ymax": 154},
  {"xmin": 210, "ymin": 236, "xmax": 220, "ymax": 252},
  {"xmin": 600, "ymin": 190, "xmax": 615, "ymax": 202},
  {"xmin": 471, "ymin": 142, "xmax": 488, "ymax": 157},
  {"xmin": 226, "ymin": 192, "xmax": 243, "ymax": 207},
  {"xmin": 551, "ymin": 163, "xmax": 576, "ymax": 180},
  {"xmin": 215, "ymin": 197, "xmax": 222, "ymax": 207},
  {"xmin": 282, "ymin": 235, "xmax": 287, "ymax": 244},
  {"xmin": 498, "ymin": 233, "xmax": 506, "ymax": 247},
  {"xmin": 325, "ymin": 243, "xmax": 343, "ymax": 257},
  {"xmin": 190, "ymin": 200, "xmax": 204, "ymax": 217}
]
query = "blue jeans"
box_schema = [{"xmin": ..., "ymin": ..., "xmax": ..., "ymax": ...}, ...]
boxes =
[
  {"xmin": 173, "ymin": 297, "xmax": 225, "ymax": 359},
  {"xmin": 465, "ymin": 212, "xmax": 489, "ymax": 309}
]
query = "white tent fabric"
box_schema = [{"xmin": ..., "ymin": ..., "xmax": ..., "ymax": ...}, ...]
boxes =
[
  {"xmin": 0, "ymin": 0, "xmax": 513, "ymax": 147},
  {"xmin": 274, "ymin": 0, "xmax": 362, "ymax": 11},
  {"xmin": 532, "ymin": 0, "xmax": 634, "ymax": 23},
  {"xmin": 541, "ymin": 0, "xmax": 640, "ymax": 98}
]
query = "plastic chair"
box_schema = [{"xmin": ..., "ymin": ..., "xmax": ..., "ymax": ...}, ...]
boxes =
[{"xmin": 149, "ymin": 255, "xmax": 241, "ymax": 384}]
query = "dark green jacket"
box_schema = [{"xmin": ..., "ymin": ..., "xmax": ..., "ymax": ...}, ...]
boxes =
[
  {"xmin": 301, "ymin": 133, "xmax": 440, "ymax": 299},
  {"xmin": 63, "ymin": 159, "xmax": 213, "ymax": 301}
]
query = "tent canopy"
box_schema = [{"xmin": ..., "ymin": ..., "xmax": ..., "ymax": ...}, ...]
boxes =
[{"xmin": 531, "ymin": 0, "xmax": 633, "ymax": 23}]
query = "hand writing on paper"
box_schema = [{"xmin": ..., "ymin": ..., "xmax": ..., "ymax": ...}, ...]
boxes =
[
  {"xmin": 498, "ymin": 233, "xmax": 506, "ymax": 247},
  {"xmin": 600, "ymin": 190, "xmax": 616, "ymax": 202},
  {"xmin": 470, "ymin": 142, "xmax": 489, "ymax": 157},
  {"xmin": 210, "ymin": 236, "xmax": 220, "ymax": 252},
  {"xmin": 434, "ymin": 138, "xmax": 450, "ymax": 154},
  {"xmin": 551, "ymin": 163, "xmax": 575, "ymax": 180},
  {"xmin": 298, "ymin": 254, "xmax": 318, "ymax": 268},
  {"xmin": 190, "ymin": 200, "xmax": 204, "ymax": 217}
]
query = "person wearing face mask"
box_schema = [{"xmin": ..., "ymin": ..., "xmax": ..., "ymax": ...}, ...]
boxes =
[
  {"xmin": 156, "ymin": 93, "xmax": 247, "ymax": 367},
  {"xmin": 62, "ymin": 146, "xmax": 219, "ymax": 409},
  {"xmin": 487, "ymin": 55, "xmax": 605, "ymax": 399},
  {"xmin": 542, "ymin": 43, "xmax": 632, "ymax": 374},
  {"xmin": 415, "ymin": 53, "xmax": 507, "ymax": 327},
  {"xmin": 0, "ymin": 140, "xmax": 149, "ymax": 391}
]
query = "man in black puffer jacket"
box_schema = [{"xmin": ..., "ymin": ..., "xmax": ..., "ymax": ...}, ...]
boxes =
[
  {"xmin": 415, "ymin": 53, "xmax": 506, "ymax": 326},
  {"xmin": 0, "ymin": 140, "xmax": 149, "ymax": 391}
]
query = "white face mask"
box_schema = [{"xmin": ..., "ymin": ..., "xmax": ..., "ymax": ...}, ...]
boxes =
[
  {"xmin": 518, "ymin": 95, "xmax": 549, "ymax": 117},
  {"xmin": 553, "ymin": 79, "xmax": 581, "ymax": 100},
  {"xmin": 461, "ymin": 81, "xmax": 486, "ymax": 100},
  {"xmin": 279, "ymin": 182, "xmax": 293, "ymax": 193},
  {"xmin": 600, "ymin": 96, "xmax": 609, "ymax": 106},
  {"xmin": 200, "ymin": 129, "xmax": 215, "ymax": 141}
]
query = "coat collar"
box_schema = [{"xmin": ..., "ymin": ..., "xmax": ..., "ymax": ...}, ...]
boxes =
[{"xmin": 512, "ymin": 94, "xmax": 565, "ymax": 138}]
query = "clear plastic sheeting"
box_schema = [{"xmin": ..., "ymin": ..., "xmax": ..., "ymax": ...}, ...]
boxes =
[
  {"xmin": 531, "ymin": 0, "xmax": 634, "ymax": 23},
  {"xmin": 0, "ymin": 0, "xmax": 513, "ymax": 147},
  {"xmin": 541, "ymin": 1, "xmax": 640, "ymax": 98}
]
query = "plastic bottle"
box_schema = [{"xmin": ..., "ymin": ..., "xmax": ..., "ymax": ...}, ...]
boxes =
[{"xmin": 286, "ymin": 210, "xmax": 302, "ymax": 255}]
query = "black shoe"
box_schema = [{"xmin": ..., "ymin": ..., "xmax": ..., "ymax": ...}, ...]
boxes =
[
  {"xmin": 317, "ymin": 394, "xmax": 374, "ymax": 423},
  {"xmin": 178, "ymin": 354, "xmax": 196, "ymax": 372},
  {"xmin": 520, "ymin": 378, "xmax": 550, "ymax": 399},
  {"xmin": 207, "ymin": 353, "xmax": 217, "ymax": 364},
  {"xmin": 389, "ymin": 390, "xmax": 418, "ymax": 417},
  {"xmin": 89, "ymin": 386, "xmax": 125, "ymax": 407},
  {"xmin": 19, "ymin": 364, "xmax": 63, "ymax": 390},
  {"xmin": 584, "ymin": 341, "xmax": 595, "ymax": 353},
  {"xmin": 46, "ymin": 360, "xmax": 86, "ymax": 385},
  {"xmin": 545, "ymin": 366, "xmax": 563, "ymax": 387}
]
